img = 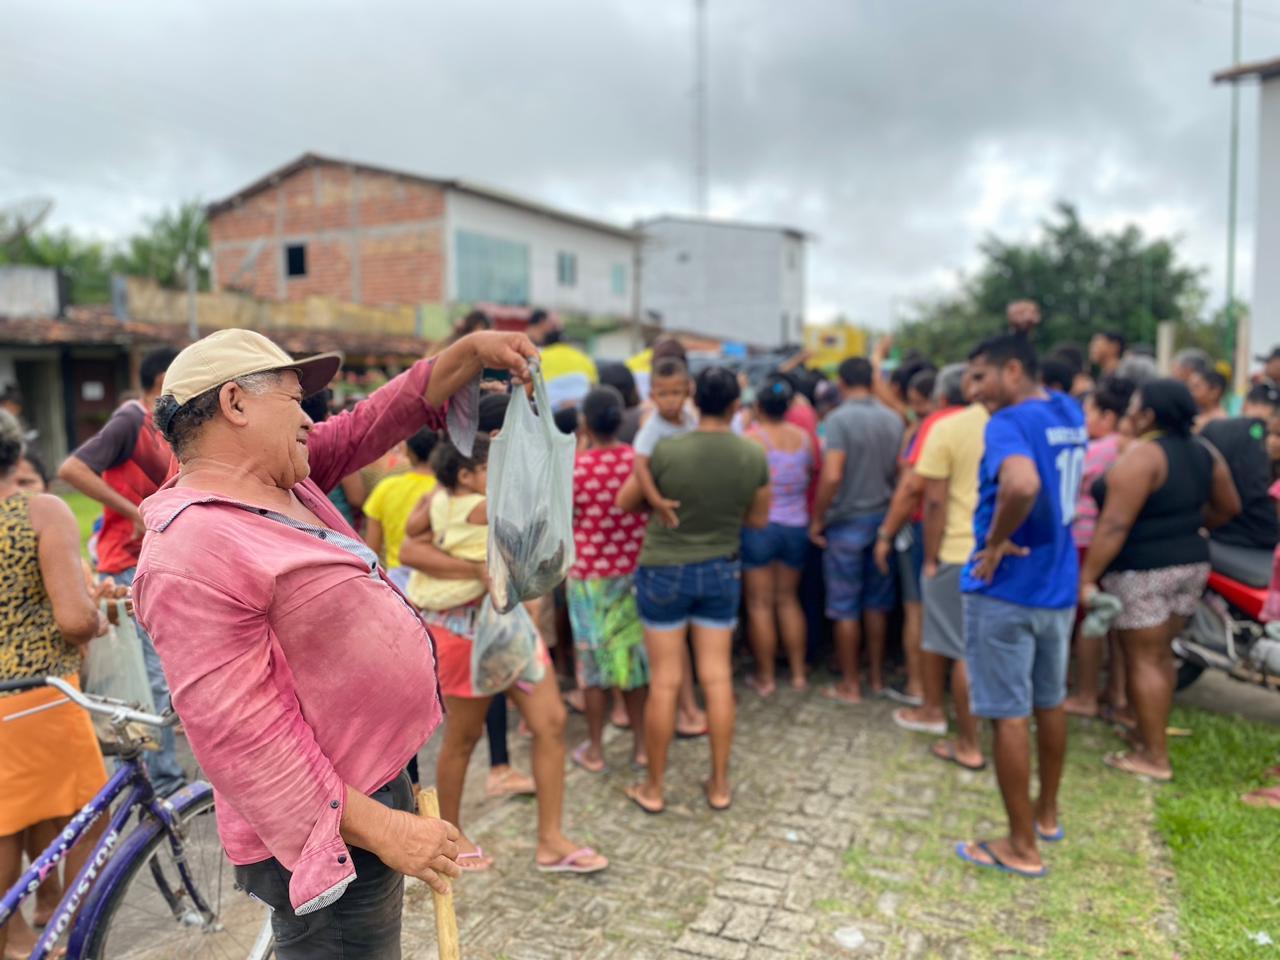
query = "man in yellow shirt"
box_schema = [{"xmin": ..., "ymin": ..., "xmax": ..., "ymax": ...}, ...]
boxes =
[
  {"xmin": 892, "ymin": 375, "xmax": 989, "ymax": 773},
  {"xmin": 363, "ymin": 427, "xmax": 438, "ymax": 591}
]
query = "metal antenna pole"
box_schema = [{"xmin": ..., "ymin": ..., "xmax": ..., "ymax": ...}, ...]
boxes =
[
  {"xmin": 694, "ymin": 0, "xmax": 708, "ymax": 215},
  {"xmin": 1225, "ymin": 0, "xmax": 1242, "ymax": 382}
]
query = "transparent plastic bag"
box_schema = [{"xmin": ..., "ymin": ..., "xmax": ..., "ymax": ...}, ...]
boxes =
[
  {"xmin": 83, "ymin": 600, "xmax": 155, "ymax": 711},
  {"xmin": 486, "ymin": 363, "xmax": 576, "ymax": 614},
  {"xmin": 471, "ymin": 597, "xmax": 546, "ymax": 696}
]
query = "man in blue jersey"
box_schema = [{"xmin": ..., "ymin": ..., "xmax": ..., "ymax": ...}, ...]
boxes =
[{"xmin": 956, "ymin": 333, "xmax": 1087, "ymax": 879}]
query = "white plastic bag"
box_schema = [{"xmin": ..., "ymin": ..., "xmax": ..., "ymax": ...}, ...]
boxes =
[
  {"xmin": 471, "ymin": 597, "xmax": 545, "ymax": 696},
  {"xmin": 486, "ymin": 363, "xmax": 576, "ymax": 614},
  {"xmin": 83, "ymin": 600, "xmax": 155, "ymax": 712}
]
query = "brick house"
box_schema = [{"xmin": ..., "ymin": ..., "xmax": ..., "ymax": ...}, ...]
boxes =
[{"xmin": 207, "ymin": 153, "xmax": 638, "ymax": 331}]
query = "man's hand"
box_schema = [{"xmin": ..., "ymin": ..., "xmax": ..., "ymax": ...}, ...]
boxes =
[
  {"xmin": 873, "ymin": 536, "xmax": 893, "ymax": 575},
  {"xmin": 374, "ymin": 810, "xmax": 462, "ymax": 896},
  {"xmin": 923, "ymin": 558, "xmax": 939, "ymax": 580},
  {"xmin": 808, "ymin": 521, "xmax": 827, "ymax": 549},
  {"xmin": 467, "ymin": 332, "xmax": 537, "ymax": 385},
  {"xmin": 655, "ymin": 498, "xmax": 681, "ymax": 529},
  {"xmin": 1006, "ymin": 300, "xmax": 1041, "ymax": 332},
  {"xmin": 971, "ymin": 539, "xmax": 1029, "ymax": 583},
  {"xmin": 873, "ymin": 336, "xmax": 893, "ymax": 364},
  {"xmin": 130, "ymin": 507, "xmax": 146, "ymax": 541}
]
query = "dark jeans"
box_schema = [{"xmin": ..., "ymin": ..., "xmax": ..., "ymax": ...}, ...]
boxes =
[{"xmin": 234, "ymin": 771, "xmax": 413, "ymax": 959}]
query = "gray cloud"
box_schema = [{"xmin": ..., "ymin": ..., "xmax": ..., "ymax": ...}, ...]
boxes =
[{"xmin": 2, "ymin": 0, "xmax": 1276, "ymax": 327}]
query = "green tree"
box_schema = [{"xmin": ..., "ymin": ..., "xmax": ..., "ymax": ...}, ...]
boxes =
[
  {"xmin": 895, "ymin": 202, "xmax": 1216, "ymax": 364},
  {"xmin": 111, "ymin": 200, "xmax": 209, "ymax": 291},
  {"xmin": 0, "ymin": 200, "xmax": 209, "ymax": 305},
  {"xmin": 0, "ymin": 229, "xmax": 113, "ymax": 303}
]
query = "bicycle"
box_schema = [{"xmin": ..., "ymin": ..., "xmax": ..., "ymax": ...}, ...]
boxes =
[{"xmin": 0, "ymin": 676, "xmax": 273, "ymax": 960}]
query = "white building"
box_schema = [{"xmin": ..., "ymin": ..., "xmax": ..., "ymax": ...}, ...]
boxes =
[
  {"xmin": 1216, "ymin": 57, "xmax": 1280, "ymax": 365},
  {"xmin": 637, "ymin": 216, "xmax": 808, "ymax": 349}
]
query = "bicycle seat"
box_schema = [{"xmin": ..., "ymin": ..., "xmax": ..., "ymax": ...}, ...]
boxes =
[{"xmin": 1209, "ymin": 540, "xmax": 1274, "ymax": 589}]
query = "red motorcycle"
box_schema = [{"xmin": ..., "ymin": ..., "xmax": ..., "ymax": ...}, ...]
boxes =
[{"xmin": 1174, "ymin": 542, "xmax": 1280, "ymax": 691}]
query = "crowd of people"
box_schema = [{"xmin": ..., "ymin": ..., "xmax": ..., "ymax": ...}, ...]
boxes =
[{"xmin": 4, "ymin": 300, "xmax": 1280, "ymax": 955}]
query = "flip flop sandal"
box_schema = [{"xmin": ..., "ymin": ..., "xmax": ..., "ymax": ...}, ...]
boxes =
[
  {"xmin": 536, "ymin": 847, "xmax": 608, "ymax": 875},
  {"xmin": 1103, "ymin": 751, "xmax": 1172, "ymax": 782},
  {"xmin": 893, "ymin": 709, "xmax": 948, "ymax": 736},
  {"xmin": 571, "ymin": 741, "xmax": 606, "ymax": 774},
  {"xmin": 457, "ymin": 848, "xmax": 494, "ymax": 872},
  {"xmin": 702, "ymin": 781, "xmax": 732, "ymax": 812},
  {"xmin": 954, "ymin": 841, "xmax": 1047, "ymax": 879},
  {"xmin": 675, "ymin": 726, "xmax": 709, "ymax": 739},
  {"xmin": 820, "ymin": 685, "xmax": 862, "ymax": 706},
  {"xmin": 745, "ymin": 675, "xmax": 777, "ymax": 698},
  {"xmin": 1035, "ymin": 824, "xmax": 1065, "ymax": 843},
  {"xmin": 931, "ymin": 741, "xmax": 987, "ymax": 772},
  {"xmin": 625, "ymin": 785, "xmax": 665, "ymax": 815}
]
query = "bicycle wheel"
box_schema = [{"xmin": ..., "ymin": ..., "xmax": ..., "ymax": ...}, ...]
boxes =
[{"xmin": 81, "ymin": 791, "xmax": 273, "ymax": 960}]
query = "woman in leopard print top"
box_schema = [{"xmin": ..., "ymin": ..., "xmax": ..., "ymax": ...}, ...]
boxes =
[{"xmin": 0, "ymin": 410, "xmax": 110, "ymax": 958}]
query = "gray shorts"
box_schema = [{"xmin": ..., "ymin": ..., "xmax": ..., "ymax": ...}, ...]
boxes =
[
  {"xmin": 922, "ymin": 563, "xmax": 965, "ymax": 660},
  {"xmin": 963, "ymin": 593, "xmax": 1075, "ymax": 720}
]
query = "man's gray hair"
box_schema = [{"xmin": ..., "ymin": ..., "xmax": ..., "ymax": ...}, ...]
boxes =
[
  {"xmin": 935, "ymin": 363, "xmax": 967, "ymax": 407},
  {"xmin": 1115, "ymin": 354, "xmax": 1159, "ymax": 387},
  {"xmin": 157, "ymin": 369, "xmax": 284, "ymax": 461},
  {"xmin": 1173, "ymin": 348, "xmax": 1211, "ymax": 378},
  {"xmin": 0, "ymin": 409, "xmax": 24, "ymax": 477}
]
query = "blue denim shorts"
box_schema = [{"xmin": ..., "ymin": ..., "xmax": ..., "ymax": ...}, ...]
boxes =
[
  {"xmin": 742, "ymin": 523, "xmax": 810, "ymax": 571},
  {"xmin": 822, "ymin": 514, "xmax": 897, "ymax": 620},
  {"xmin": 962, "ymin": 592, "xmax": 1075, "ymax": 719},
  {"xmin": 635, "ymin": 557, "xmax": 742, "ymax": 631}
]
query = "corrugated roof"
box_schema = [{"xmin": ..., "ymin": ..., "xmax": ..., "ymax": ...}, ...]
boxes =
[
  {"xmin": 1213, "ymin": 55, "xmax": 1280, "ymax": 83},
  {"xmin": 0, "ymin": 306, "xmax": 436, "ymax": 360},
  {"xmin": 206, "ymin": 152, "xmax": 637, "ymax": 240}
]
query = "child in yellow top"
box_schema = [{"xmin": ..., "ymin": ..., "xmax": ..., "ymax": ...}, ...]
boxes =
[
  {"xmin": 407, "ymin": 435, "xmax": 491, "ymax": 612},
  {"xmin": 363, "ymin": 427, "xmax": 439, "ymax": 589}
]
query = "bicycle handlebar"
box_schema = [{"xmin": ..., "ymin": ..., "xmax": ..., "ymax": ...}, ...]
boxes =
[{"xmin": 1, "ymin": 676, "xmax": 176, "ymax": 729}]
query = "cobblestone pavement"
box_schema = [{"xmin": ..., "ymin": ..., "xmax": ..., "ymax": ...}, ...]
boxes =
[{"xmin": 395, "ymin": 676, "xmax": 1180, "ymax": 960}]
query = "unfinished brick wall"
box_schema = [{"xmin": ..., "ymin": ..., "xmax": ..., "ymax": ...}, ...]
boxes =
[{"xmin": 209, "ymin": 162, "xmax": 446, "ymax": 307}]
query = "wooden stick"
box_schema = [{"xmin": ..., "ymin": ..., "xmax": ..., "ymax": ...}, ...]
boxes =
[{"xmin": 416, "ymin": 786, "xmax": 462, "ymax": 960}]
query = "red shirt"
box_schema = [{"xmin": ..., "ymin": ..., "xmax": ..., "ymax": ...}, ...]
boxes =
[
  {"xmin": 72, "ymin": 401, "xmax": 176, "ymax": 574},
  {"xmin": 785, "ymin": 399, "xmax": 822, "ymax": 508},
  {"xmin": 570, "ymin": 445, "xmax": 647, "ymax": 579}
]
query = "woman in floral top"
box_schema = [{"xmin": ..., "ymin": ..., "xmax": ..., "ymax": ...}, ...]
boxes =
[{"xmin": 566, "ymin": 387, "xmax": 650, "ymax": 773}]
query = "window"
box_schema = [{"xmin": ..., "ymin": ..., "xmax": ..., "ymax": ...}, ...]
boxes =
[
  {"xmin": 557, "ymin": 251, "xmax": 578, "ymax": 288},
  {"xmin": 611, "ymin": 263, "xmax": 627, "ymax": 297},
  {"xmin": 456, "ymin": 230, "xmax": 530, "ymax": 304},
  {"xmin": 284, "ymin": 244, "xmax": 307, "ymax": 278}
]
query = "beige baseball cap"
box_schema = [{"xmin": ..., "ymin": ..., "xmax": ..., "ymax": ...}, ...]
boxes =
[{"xmin": 161, "ymin": 329, "xmax": 343, "ymax": 407}]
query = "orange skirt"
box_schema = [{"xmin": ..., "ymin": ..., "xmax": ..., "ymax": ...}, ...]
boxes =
[{"xmin": 0, "ymin": 675, "xmax": 108, "ymax": 836}]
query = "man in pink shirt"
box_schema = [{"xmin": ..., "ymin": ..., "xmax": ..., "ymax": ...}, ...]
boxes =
[{"xmin": 133, "ymin": 327, "xmax": 535, "ymax": 959}]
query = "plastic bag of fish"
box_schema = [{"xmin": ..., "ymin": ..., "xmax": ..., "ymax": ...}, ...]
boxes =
[{"xmin": 485, "ymin": 363, "xmax": 576, "ymax": 613}]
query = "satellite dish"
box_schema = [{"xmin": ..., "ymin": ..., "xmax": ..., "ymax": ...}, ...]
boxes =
[{"xmin": 0, "ymin": 197, "xmax": 54, "ymax": 245}]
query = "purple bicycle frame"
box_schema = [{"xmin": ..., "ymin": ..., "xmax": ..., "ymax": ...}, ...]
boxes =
[{"xmin": 0, "ymin": 755, "xmax": 208, "ymax": 960}]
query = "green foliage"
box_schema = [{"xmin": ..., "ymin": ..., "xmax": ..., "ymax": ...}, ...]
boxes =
[
  {"xmin": 0, "ymin": 200, "xmax": 209, "ymax": 305},
  {"xmin": 895, "ymin": 202, "xmax": 1219, "ymax": 364},
  {"xmin": 0, "ymin": 229, "xmax": 114, "ymax": 304},
  {"xmin": 112, "ymin": 200, "xmax": 210, "ymax": 291}
]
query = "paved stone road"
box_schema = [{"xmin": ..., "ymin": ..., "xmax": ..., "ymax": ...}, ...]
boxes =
[{"xmin": 395, "ymin": 678, "xmax": 1180, "ymax": 960}]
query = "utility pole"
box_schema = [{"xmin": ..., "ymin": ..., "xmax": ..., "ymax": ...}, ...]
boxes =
[
  {"xmin": 693, "ymin": 0, "xmax": 708, "ymax": 216},
  {"xmin": 1225, "ymin": 0, "xmax": 1244, "ymax": 392}
]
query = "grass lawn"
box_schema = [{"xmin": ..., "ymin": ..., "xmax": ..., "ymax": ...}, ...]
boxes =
[
  {"xmin": 1157, "ymin": 706, "xmax": 1280, "ymax": 958},
  {"xmin": 59, "ymin": 488, "xmax": 100, "ymax": 553},
  {"xmin": 837, "ymin": 706, "xmax": 1280, "ymax": 958}
]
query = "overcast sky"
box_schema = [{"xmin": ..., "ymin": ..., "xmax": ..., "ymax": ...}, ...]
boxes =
[{"xmin": 3, "ymin": 0, "xmax": 1277, "ymax": 327}]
